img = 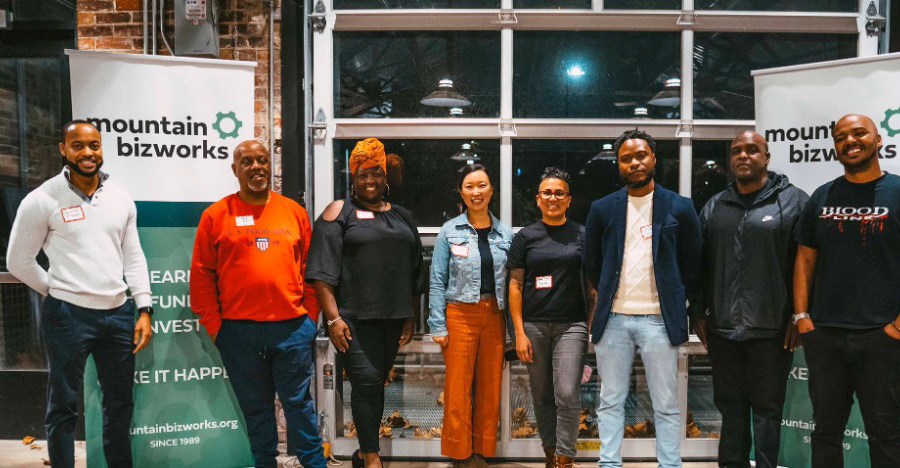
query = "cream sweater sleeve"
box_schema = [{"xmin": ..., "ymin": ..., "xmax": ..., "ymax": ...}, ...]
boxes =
[
  {"xmin": 6, "ymin": 193, "xmax": 52, "ymax": 296},
  {"xmin": 121, "ymin": 199, "xmax": 152, "ymax": 308}
]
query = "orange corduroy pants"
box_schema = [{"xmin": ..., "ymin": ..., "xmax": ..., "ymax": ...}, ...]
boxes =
[{"xmin": 441, "ymin": 298, "xmax": 505, "ymax": 460}]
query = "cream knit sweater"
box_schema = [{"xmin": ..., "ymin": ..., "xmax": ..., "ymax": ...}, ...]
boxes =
[{"xmin": 6, "ymin": 169, "xmax": 152, "ymax": 309}]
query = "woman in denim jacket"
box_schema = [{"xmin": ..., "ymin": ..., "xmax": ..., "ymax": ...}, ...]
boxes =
[{"xmin": 429, "ymin": 163, "xmax": 514, "ymax": 467}]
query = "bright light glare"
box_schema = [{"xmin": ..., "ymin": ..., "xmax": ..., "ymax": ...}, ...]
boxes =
[{"xmin": 566, "ymin": 65, "xmax": 586, "ymax": 78}]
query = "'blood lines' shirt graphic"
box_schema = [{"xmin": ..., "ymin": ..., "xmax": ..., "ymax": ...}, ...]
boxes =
[
  {"xmin": 798, "ymin": 173, "xmax": 900, "ymax": 328},
  {"xmin": 817, "ymin": 206, "xmax": 889, "ymax": 240}
]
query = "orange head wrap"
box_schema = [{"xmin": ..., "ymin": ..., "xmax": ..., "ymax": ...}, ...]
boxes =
[{"xmin": 349, "ymin": 138, "xmax": 387, "ymax": 176}]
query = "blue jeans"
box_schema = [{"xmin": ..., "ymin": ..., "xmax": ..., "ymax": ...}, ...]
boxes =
[
  {"xmin": 42, "ymin": 297, "xmax": 136, "ymax": 468},
  {"xmin": 217, "ymin": 317, "xmax": 325, "ymax": 468},
  {"xmin": 594, "ymin": 313, "xmax": 681, "ymax": 468}
]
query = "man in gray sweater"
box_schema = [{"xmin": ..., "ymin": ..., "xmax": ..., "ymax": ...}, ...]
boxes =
[{"xmin": 6, "ymin": 120, "xmax": 153, "ymax": 468}]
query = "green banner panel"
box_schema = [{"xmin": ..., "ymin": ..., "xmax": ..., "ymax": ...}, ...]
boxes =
[{"xmin": 85, "ymin": 225, "xmax": 254, "ymax": 468}]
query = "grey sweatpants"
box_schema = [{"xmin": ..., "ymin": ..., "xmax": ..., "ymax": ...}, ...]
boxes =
[{"xmin": 523, "ymin": 321, "xmax": 589, "ymax": 457}]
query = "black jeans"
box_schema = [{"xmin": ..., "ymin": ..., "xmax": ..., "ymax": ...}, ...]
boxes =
[
  {"xmin": 42, "ymin": 297, "xmax": 136, "ymax": 468},
  {"xmin": 707, "ymin": 332, "xmax": 791, "ymax": 468},
  {"xmin": 217, "ymin": 317, "xmax": 325, "ymax": 468},
  {"xmin": 338, "ymin": 317, "xmax": 405, "ymax": 453},
  {"xmin": 802, "ymin": 326, "xmax": 900, "ymax": 468}
]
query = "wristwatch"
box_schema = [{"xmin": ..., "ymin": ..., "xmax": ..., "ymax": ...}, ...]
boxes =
[
  {"xmin": 792, "ymin": 312, "xmax": 810, "ymax": 325},
  {"xmin": 327, "ymin": 316, "xmax": 343, "ymax": 328},
  {"xmin": 138, "ymin": 306, "xmax": 154, "ymax": 316}
]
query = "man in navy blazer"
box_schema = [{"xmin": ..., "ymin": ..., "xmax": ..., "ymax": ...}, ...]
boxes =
[{"xmin": 584, "ymin": 129, "xmax": 701, "ymax": 468}]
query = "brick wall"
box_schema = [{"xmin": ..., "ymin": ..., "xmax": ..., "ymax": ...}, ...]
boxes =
[{"xmin": 75, "ymin": 0, "xmax": 283, "ymax": 188}]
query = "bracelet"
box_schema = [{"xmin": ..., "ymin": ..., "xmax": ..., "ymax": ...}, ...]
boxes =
[{"xmin": 327, "ymin": 316, "xmax": 343, "ymax": 328}]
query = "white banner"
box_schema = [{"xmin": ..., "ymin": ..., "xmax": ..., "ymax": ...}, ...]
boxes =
[
  {"xmin": 754, "ymin": 53, "xmax": 900, "ymax": 195},
  {"xmin": 66, "ymin": 50, "xmax": 256, "ymax": 202},
  {"xmin": 67, "ymin": 51, "xmax": 257, "ymax": 467}
]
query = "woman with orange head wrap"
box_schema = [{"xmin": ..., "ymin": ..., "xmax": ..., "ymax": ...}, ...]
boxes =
[{"xmin": 307, "ymin": 138, "xmax": 425, "ymax": 468}]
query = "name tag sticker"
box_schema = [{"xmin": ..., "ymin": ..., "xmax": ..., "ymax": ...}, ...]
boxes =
[
  {"xmin": 235, "ymin": 215, "xmax": 255, "ymax": 227},
  {"xmin": 450, "ymin": 244, "xmax": 469, "ymax": 258},
  {"xmin": 61, "ymin": 206, "xmax": 85, "ymax": 223},
  {"xmin": 640, "ymin": 224, "xmax": 653, "ymax": 240},
  {"xmin": 356, "ymin": 210, "xmax": 374, "ymax": 220},
  {"xmin": 536, "ymin": 275, "xmax": 553, "ymax": 289}
]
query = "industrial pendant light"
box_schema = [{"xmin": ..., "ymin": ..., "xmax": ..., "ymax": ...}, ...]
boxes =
[
  {"xmin": 421, "ymin": 79, "xmax": 471, "ymax": 107},
  {"xmin": 592, "ymin": 143, "xmax": 616, "ymax": 162},
  {"xmin": 647, "ymin": 78, "xmax": 681, "ymax": 107},
  {"xmin": 451, "ymin": 142, "xmax": 480, "ymax": 163}
]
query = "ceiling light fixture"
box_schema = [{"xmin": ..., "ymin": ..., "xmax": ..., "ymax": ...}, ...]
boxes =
[
  {"xmin": 566, "ymin": 65, "xmax": 586, "ymax": 78},
  {"xmin": 421, "ymin": 79, "xmax": 471, "ymax": 107},
  {"xmin": 451, "ymin": 142, "xmax": 480, "ymax": 163},
  {"xmin": 647, "ymin": 78, "xmax": 681, "ymax": 107}
]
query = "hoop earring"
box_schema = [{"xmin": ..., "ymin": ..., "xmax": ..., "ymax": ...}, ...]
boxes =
[{"xmin": 383, "ymin": 184, "xmax": 391, "ymax": 199}]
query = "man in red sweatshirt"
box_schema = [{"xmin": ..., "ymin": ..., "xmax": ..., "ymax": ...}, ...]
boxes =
[{"xmin": 190, "ymin": 140, "xmax": 325, "ymax": 468}]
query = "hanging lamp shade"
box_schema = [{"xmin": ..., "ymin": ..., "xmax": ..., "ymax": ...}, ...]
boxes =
[
  {"xmin": 633, "ymin": 107, "xmax": 649, "ymax": 118},
  {"xmin": 592, "ymin": 143, "xmax": 616, "ymax": 161},
  {"xmin": 647, "ymin": 78, "xmax": 681, "ymax": 107},
  {"xmin": 451, "ymin": 143, "xmax": 480, "ymax": 162},
  {"xmin": 421, "ymin": 79, "xmax": 471, "ymax": 107}
]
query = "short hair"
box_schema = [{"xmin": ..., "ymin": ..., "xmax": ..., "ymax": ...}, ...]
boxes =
[
  {"xmin": 61, "ymin": 119, "xmax": 97, "ymax": 139},
  {"xmin": 456, "ymin": 163, "xmax": 492, "ymax": 190},
  {"xmin": 538, "ymin": 166, "xmax": 571, "ymax": 189},
  {"xmin": 613, "ymin": 128, "xmax": 656, "ymax": 156}
]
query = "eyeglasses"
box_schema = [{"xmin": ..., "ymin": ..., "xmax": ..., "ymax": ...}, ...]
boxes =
[{"xmin": 538, "ymin": 190, "xmax": 570, "ymax": 200}]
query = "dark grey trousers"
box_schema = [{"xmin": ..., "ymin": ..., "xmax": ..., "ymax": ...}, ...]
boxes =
[{"xmin": 523, "ymin": 321, "xmax": 589, "ymax": 457}]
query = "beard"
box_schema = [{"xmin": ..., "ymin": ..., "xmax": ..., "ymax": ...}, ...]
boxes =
[
  {"xmin": 621, "ymin": 168, "xmax": 655, "ymax": 189},
  {"xmin": 247, "ymin": 176, "xmax": 269, "ymax": 192},
  {"xmin": 838, "ymin": 149, "xmax": 878, "ymax": 172},
  {"xmin": 62, "ymin": 156, "xmax": 102, "ymax": 178}
]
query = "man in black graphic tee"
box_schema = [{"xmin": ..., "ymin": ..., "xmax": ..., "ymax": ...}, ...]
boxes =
[{"xmin": 794, "ymin": 114, "xmax": 900, "ymax": 468}]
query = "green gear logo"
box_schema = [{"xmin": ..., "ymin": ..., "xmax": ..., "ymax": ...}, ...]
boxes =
[
  {"xmin": 881, "ymin": 107, "xmax": 900, "ymax": 138},
  {"xmin": 212, "ymin": 111, "xmax": 243, "ymax": 139}
]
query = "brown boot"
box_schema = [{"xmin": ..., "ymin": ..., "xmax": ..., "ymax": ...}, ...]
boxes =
[
  {"xmin": 553, "ymin": 455, "xmax": 575, "ymax": 468},
  {"xmin": 542, "ymin": 447, "xmax": 555, "ymax": 468}
]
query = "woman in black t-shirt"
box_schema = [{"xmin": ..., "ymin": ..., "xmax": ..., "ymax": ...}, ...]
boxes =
[
  {"xmin": 307, "ymin": 138, "xmax": 425, "ymax": 468},
  {"xmin": 507, "ymin": 168, "xmax": 595, "ymax": 468}
]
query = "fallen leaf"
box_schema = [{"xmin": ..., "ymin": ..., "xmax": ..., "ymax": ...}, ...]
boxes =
[
  {"xmin": 30, "ymin": 444, "xmax": 41, "ymax": 450},
  {"xmin": 43, "ymin": 459, "xmax": 51, "ymax": 466},
  {"xmin": 22, "ymin": 436, "xmax": 36, "ymax": 445}
]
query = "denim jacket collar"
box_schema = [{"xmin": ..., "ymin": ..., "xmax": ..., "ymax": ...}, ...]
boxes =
[{"xmin": 450, "ymin": 211, "xmax": 503, "ymax": 236}]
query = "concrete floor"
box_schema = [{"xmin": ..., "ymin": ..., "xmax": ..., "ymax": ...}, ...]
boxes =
[{"xmin": 0, "ymin": 440, "xmax": 718, "ymax": 467}]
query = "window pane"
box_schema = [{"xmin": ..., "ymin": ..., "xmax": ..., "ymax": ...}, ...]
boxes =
[
  {"xmin": 336, "ymin": 351, "xmax": 447, "ymax": 440},
  {"xmin": 334, "ymin": 0, "xmax": 497, "ymax": 8},
  {"xmin": 514, "ymin": 0, "xmax": 591, "ymax": 8},
  {"xmin": 11, "ymin": 0, "xmax": 75, "ymax": 24},
  {"xmin": 0, "ymin": 285, "xmax": 45, "ymax": 370},
  {"xmin": 512, "ymin": 139, "xmax": 680, "ymax": 226},
  {"xmin": 688, "ymin": 355, "xmax": 721, "ymax": 439},
  {"xmin": 335, "ymin": 32, "xmax": 501, "ymax": 118},
  {"xmin": 693, "ymin": 33, "xmax": 856, "ymax": 120},
  {"xmin": 334, "ymin": 139, "xmax": 501, "ymax": 227},
  {"xmin": 691, "ymin": 140, "xmax": 731, "ymax": 212},
  {"xmin": 696, "ymin": 0, "xmax": 856, "ymax": 12},
  {"xmin": 0, "ymin": 58, "xmax": 67, "ymax": 262},
  {"xmin": 605, "ymin": 0, "xmax": 681, "ymax": 9},
  {"xmin": 514, "ymin": 32, "xmax": 681, "ymax": 119}
]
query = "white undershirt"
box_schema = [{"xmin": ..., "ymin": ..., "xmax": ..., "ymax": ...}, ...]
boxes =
[{"xmin": 611, "ymin": 191, "xmax": 661, "ymax": 315}]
